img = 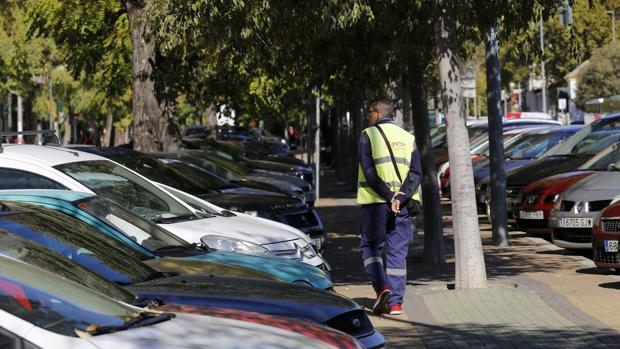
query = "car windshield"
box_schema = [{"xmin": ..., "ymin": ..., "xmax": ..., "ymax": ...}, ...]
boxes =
[
  {"xmin": 75, "ymin": 196, "xmax": 188, "ymax": 251},
  {"xmin": 506, "ymin": 131, "xmax": 574, "ymax": 159},
  {"xmin": 157, "ymin": 159, "xmax": 233, "ymax": 191},
  {"xmin": 548, "ymin": 118, "xmax": 620, "ymax": 156},
  {"xmin": 0, "ymin": 229, "xmax": 136, "ymax": 304},
  {"xmin": 166, "ymin": 154, "xmax": 242, "ymax": 182},
  {"xmin": 105, "ymin": 154, "xmax": 213, "ymax": 196},
  {"xmin": 55, "ymin": 160, "xmax": 194, "ymax": 221},
  {"xmin": 471, "ymin": 134, "xmax": 513, "ymax": 155},
  {"xmin": 186, "ymin": 150, "xmax": 253, "ymax": 177},
  {"xmin": 0, "ymin": 203, "xmax": 159, "ymax": 285},
  {"xmin": 0, "ymin": 257, "xmax": 141, "ymax": 337}
]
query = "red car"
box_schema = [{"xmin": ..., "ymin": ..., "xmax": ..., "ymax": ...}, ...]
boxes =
[
  {"xmin": 513, "ymin": 171, "xmax": 594, "ymax": 234},
  {"xmin": 593, "ymin": 200, "xmax": 620, "ymax": 272}
]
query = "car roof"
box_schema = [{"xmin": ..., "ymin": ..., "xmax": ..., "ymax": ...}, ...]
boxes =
[
  {"xmin": 0, "ymin": 144, "xmax": 104, "ymax": 166},
  {"xmin": 0, "ymin": 189, "xmax": 93, "ymax": 202}
]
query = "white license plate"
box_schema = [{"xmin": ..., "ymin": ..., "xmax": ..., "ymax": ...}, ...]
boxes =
[
  {"xmin": 560, "ymin": 217, "xmax": 593, "ymax": 228},
  {"xmin": 605, "ymin": 240, "xmax": 619, "ymax": 253},
  {"xmin": 519, "ymin": 210, "xmax": 544, "ymax": 220}
]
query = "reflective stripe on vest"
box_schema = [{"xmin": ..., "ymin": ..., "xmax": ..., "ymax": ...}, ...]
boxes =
[{"xmin": 357, "ymin": 123, "xmax": 420, "ymax": 204}]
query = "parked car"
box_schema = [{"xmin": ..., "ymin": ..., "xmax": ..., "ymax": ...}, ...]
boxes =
[
  {"xmin": 0, "ymin": 144, "xmax": 327, "ymax": 268},
  {"xmin": 473, "ymin": 126, "xmax": 581, "ymax": 210},
  {"xmin": 481, "ymin": 112, "xmax": 620, "ymax": 220},
  {"xmin": 0, "ymin": 190, "xmax": 332, "ymax": 289},
  {"xmin": 511, "ymin": 141, "xmax": 620, "ymax": 234},
  {"xmin": 512, "ymin": 172, "xmax": 594, "ymax": 234},
  {"xmin": 592, "ymin": 199, "xmax": 620, "ymax": 272},
  {"xmin": 186, "ymin": 138, "xmax": 313, "ymax": 184},
  {"xmin": 152, "ymin": 151, "xmax": 315, "ymax": 206},
  {"xmin": 433, "ymin": 118, "xmax": 563, "ymax": 166},
  {"xmin": 549, "ymin": 172, "xmax": 620, "ymax": 249},
  {"xmin": 73, "ymin": 147, "xmax": 327, "ymax": 249},
  {"xmin": 0, "ymin": 254, "xmax": 360, "ymax": 349},
  {"xmin": 0, "ymin": 203, "xmax": 386, "ymax": 348},
  {"xmin": 440, "ymin": 126, "xmax": 556, "ymax": 198}
]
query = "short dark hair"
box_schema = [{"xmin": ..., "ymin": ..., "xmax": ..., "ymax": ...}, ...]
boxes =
[{"xmin": 369, "ymin": 98, "xmax": 394, "ymax": 118}]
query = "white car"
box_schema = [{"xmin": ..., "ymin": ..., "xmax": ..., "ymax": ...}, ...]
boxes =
[
  {"xmin": 0, "ymin": 255, "xmax": 351, "ymax": 349},
  {"xmin": 0, "ymin": 144, "xmax": 327, "ymax": 268}
]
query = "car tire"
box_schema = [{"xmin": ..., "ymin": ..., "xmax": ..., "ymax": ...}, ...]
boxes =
[{"xmin": 485, "ymin": 199, "xmax": 493, "ymax": 224}]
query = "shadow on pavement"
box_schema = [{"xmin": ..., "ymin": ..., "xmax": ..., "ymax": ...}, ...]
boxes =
[
  {"xmin": 411, "ymin": 321, "xmax": 620, "ymax": 348},
  {"xmin": 598, "ymin": 281, "xmax": 620, "ymax": 289}
]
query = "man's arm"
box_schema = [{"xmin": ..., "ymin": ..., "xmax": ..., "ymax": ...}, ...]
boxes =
[
  {"xmin": 394, "ymin": 147, "xmax": 422, "ymax": 205},
  {"xmin": 359, "ymin": 132, "xmax": 394, "ymax": 202}
]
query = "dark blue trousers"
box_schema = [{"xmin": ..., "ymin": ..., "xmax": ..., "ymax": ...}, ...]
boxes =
[{"xmin": 360, "ymin": 203, "xmax": 413, "ymax": 306}]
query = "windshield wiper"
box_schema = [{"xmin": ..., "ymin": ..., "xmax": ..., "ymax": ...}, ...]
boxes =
[{"xmin": 86, "ymin": 312, "xmax": 174, "ymax": 335}]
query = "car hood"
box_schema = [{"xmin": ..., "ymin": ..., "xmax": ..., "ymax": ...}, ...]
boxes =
[
  {"xmin": 128, "ymin": 274, "xmax": 358, "ymax": 323},
  {"xmin": 155, "ymin": 305, "xmax": 362, "ymax": 349},
  {"xmin": 249, "ymin": 172, "xmax": 309, "ymax": 190},
  {"xmin": 88, "ymin": 313, "xmax": 334, "ymax": 349},
  {"xmin": 261, "ymin": 155, "xmax": 307, "ymax": 167},
  {"xmin": 505, "ymin": 154, "xmax": 591, "ymax": 187},
  {"xmin": 244, "ymin": 159, "xmax": 298, "ymax": 173},
  {"xmin": 522, "ymin": 171, "xmax": 594, "ymax": 195},
  {"xmin": 191, "ymin": 251, "xmax": 332, "ymax": 289},
  {"xmin": 197, "ymin": 191, "xmax": 297, "ymax": 210},
  {"xmin": 244, "ymin": 175, "xmax": 302, "ymax": 194},
  {"xmin": 144, "ymin": 257, "xmax": 279, "ymax": 282},
  {"xmin": 160, "ymin": 215, "xmax": 310, "ymax": 245},
  {"xmin": 562, "ymin": 172, "xmax": 620, "ymax": 202}
]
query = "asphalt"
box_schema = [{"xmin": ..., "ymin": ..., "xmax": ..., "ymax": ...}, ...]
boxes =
[{"xmin": 316, "ymin": 167, "xmax": 620, "ymax": 349}]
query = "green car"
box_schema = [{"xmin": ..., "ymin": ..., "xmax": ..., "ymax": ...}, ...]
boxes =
[{"xmin": 0, "ymin": 190, "xmax": 332, "ymax": 289}]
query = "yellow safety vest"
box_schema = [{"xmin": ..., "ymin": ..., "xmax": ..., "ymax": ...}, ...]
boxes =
[{"xmin": 357, "ymin": 123, "xmax": 420, "ymax": 205}]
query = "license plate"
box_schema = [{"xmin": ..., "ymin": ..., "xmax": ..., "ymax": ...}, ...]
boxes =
[
  {"xmin": 519, "ymin": 210, "xmax": 543, "ymax": 220},
  {"xmin": 560, "ymin": 217, "xmax": 593, "ymax": 228},
  {"xmin": 605, "ymin": 240, "xmax": 619, "ymax": 252}
]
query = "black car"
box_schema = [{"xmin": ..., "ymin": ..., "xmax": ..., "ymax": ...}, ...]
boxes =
[
  {"xmin": 184, "ymin": 138, "xmax": 314, "ymax": 184},
  {"xmin": 0, "ymin": 202, "xmax": 385, "ymax": 349},
  {"xmin": 72, "ymin": 146, "xmax": 327, "ymax": 249}
]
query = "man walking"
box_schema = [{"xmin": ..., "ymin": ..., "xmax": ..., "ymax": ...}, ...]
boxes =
[{"xmin": 357, "ymin": 98, "xmax": 422, "ymax": 315}]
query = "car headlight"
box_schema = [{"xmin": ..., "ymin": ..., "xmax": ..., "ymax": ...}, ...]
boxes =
[
  {"xmin": 544, "ymin": 193, "xmax": 560, "ymax": 204},
  {"xmin": 298, "ymin": 242, "xmax": 316, "ymax": 259},
  {"xmin": 201, "ymin": 235, "xmax": 271, "ymax": 255}
]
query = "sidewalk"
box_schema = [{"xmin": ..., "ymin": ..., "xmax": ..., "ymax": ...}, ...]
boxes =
[{"xmin": 316, "ymin": 168, "xmax": 620, "ymax": 348}]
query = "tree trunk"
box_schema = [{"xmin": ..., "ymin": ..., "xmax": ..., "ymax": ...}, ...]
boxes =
[
  {"xmin": 434, "ymin": 2, "xmax": 487, "ymax": 289},
  {"xmin": 204, "ymin": 103, "xmax": 218, "ymax": 139},
  {"xmin": 103, "ymin": 112, "xmax": 114, "ymax": 147},
  {"xmin": 126, "ymin": 1, "xmax": 180, "ymax": 152},
  {"xmin": 485, "ymin": 24, "xmax": 509, "ymax": 247},
  {"xmin": 408, "ymin": 70, "xmax": 446, "ymax": 265}
]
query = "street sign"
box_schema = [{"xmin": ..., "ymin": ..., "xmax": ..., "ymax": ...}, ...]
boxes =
[{"xmin": 558, "ymin": 98, "xmax": 567, "ymax": 111}]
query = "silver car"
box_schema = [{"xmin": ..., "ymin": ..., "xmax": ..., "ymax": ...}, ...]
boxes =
[{"xmin": 549, "ymin": 172, "xmax": 620, "ymax": 249}]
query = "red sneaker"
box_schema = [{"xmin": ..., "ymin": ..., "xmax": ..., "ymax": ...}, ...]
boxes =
[
  {"xmin": 388, "ymin": 303, "xmax": 403, "ymax": 315},
  {"xmin": 372, "ymin": 286, "xmax": 392, "ymax": 315}
]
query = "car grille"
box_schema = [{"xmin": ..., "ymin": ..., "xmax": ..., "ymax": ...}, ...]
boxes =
[
  {"xmin": 602, "ymin": 219, "xmax": 620, "ymax": 232},
  {"xmin": 283, "ymin": 210, "xmax": 319, "ymax": 229},
  {"xmin": 589, "ymin": 200, "xmax": 611, "ymax": 212},
  {"xmin": 516, "ymin": 219, "xmax": 548, "ymax": 229},
  {"xmin": 505, "ymin": 186, "xmax": 523, "ymax": 198},
  {"xmin": 594, "ymin": 247, "xmax": 620, "ymax": 265},
  {"xmin": 560, "ymin": 200, "xmax": 575, "ymax": 211},
  {"xmin": 553, "ymin": 228, "xmax": 591, "ymax": 243}
]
